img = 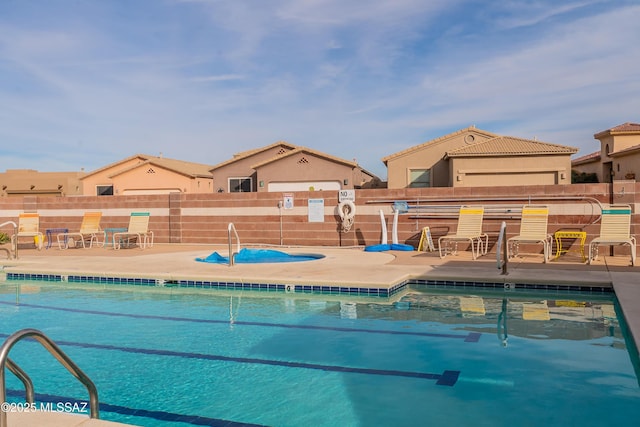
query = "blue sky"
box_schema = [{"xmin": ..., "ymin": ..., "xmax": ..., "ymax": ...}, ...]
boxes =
[{"xmin": 1, "ymin": 0, "xmax": 638, "ymax": 180}]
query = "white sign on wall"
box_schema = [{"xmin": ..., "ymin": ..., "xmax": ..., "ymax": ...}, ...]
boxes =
[
  {"xmin": 308, "ymin": 198, "xmax": 325, "ymax": 222},
  {"xmin": 338, "ymin": 189, "xmax": 355, "ymax": 202},
  {"xmin": 283, "ymin": 193, "xmax": 294, "ymax": 210}
]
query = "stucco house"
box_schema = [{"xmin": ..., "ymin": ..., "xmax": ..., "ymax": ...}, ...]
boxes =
[
  {"xmin": 210, "ymin": 141, "xmax": 382, "ymax": 193},
  {"xmin": 80, "ymin": 154, "xmax": 214, "ymax": 196},
  {"xmin": 382, "ymin": 126, "xmax": 577, "ymax": 188},
  {"xmin": 594, "ymin": 123, "xmax": 640, "ymax": 183},
  {"xmin": 571, "ymin": 123, "xmax": 640, "ymax": 183},
  {"xmin": 0, "ymin": 169, "xmax": 85, "ymax": 198},
  {"xmin": 571, "ymin": 151, "xmax": 601, "ymax": 182}
]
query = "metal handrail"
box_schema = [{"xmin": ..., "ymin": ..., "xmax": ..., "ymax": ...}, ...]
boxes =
[
  {"xmin": 366, "ymin": 196, "xmax": 605, "ymax": 225},
  {"xmin": 228, "ymin": 223, "xmax": 240, "ymax": 266},
  {"xmin": 496, "ymin": 221, "xmax": 508, "ymax": 275},
  {"xmin": 0, "ymin": 329, "xmax": 100, "ymax": 426},
  {"xmin": 6, "ymin": 358, "xmax": 34, "ymax": 403},
  {"xmin": 0, "ymin": 221, "xmax": 18, "ymax": 259}
]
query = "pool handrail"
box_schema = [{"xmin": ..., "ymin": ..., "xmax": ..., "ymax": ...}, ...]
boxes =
[
  {"xmin": 5, "ymin": 358, "xmax": 34, "ymax": 403},
  {"xmin": 228, "ymin": 223, "xmax": 240, "ymax": 266},
  {"xmin": 496, "ymin": 221, "xmax": 508, "ymax": 275},
  {"xmin": 0, "ymin": 328, "xmax": 100, "ymax": 425}
]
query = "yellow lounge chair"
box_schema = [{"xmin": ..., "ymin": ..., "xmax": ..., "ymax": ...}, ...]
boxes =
[
  {"xmin": 11, "ymin": 213, "xmax": 43, "ymax": 250},
  {"xmin": 588, "ymin": 204, "xmax": 636, "ymax": 266},
  {"xmin": 507, "ymin": 205, "xmax": 552, "ymax": 263},
  {"xmin": 57, "ymin": 212, "xmax": 104, "ymax": 249},
  {"xmin": 438, "ymin": 206, "xmax": 488, "ymax": 260},
  {"xmin": 112, "ymin": 212, "xmax": 154, "ymax": 250}
]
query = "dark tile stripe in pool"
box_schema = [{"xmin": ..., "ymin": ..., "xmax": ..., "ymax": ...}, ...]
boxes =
[
  {"xmin": 410, "ymin": 279, "xmax": 613, "ymax": 293},
  {"xmin": 5, "ymin": 273, "xmax": 408, "ymax": 297},
  {"xmin": 0, "ymin": 333, "xmax": 459, "ymax": 386},
  {"xmin": 6, "ymin": 273, "xmax": 613, "ymax": 294},
  {"xmin": 0, "ymin": 300, "xmax": 478, "ymax": 341},
  {"xmin": 5, "ymin": 390, "xmax": 265, "ymax": 427}
]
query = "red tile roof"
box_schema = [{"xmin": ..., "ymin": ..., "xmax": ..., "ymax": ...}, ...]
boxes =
[
  {"xmin": 594, "ymin": 122, "xmax": 640, "ymax": 139},
  {"xmin": 571, "ymin": 151, "xmax": 600, "ymax": 165}
]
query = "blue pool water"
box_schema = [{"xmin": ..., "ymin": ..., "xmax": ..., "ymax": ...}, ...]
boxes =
[
  {"xmin": 1, "ymin": 281, "xmax": 639, "ymax": 427},
  {"xmin": 195, "ymin": 248, "xmax": 325, "ymax": 264}
]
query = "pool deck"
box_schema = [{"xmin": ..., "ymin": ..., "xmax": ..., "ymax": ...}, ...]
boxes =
[{"xmin": 1, "ymin": 243, "xmax": 639, "ymax": 427}]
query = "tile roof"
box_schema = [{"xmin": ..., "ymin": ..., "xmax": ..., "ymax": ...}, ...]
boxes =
[
  {"xmin": 609, "ymin": 144, "xmax": 640, "ymax": 158},
  {"xmin": 109, "ymin": 155, "xmax": 213, "ymax": 178},
  {"xmin": 81, "ymin": 154, "xmax": 213, "ymax": 179},
  {"xmin": 381, "ymin": 126, "xmax": 499, "ymax": 163},
  {"xmin": 594, "ymin": 122, "xmax": 640, "ymax": 139},
  {"xmin": 251, "ymin": 147, "xmax": 358, "ymax": 169},
  {"xmin": 210, "ymin": 141, "xmax": 298, "ymax": 170},
  {"xmin": 445, "ymin": 136, "xmax": 578, "ymax": 158},
  {"xmin": 571, "ymin": 151, "xmax": 601, "ymax": 165}
]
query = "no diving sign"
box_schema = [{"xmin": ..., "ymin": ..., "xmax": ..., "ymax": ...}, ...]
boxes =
[{"xmin": 338, "ymin": 189, "xmax": 355, "ymax": 202}]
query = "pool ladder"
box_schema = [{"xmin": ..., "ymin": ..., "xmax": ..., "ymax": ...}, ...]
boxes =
[
  {"xmin": 228, "ymin": 223, "xmax": 241, "ymax": 266},
  {"xmin": 0, "ymin": 328, "xmax": 100, "ymax": 426}
]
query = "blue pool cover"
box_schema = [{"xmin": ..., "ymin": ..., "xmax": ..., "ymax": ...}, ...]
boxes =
[
  {"xmin": 196, "ymin": 248, "xmax": 324, "ymax": 264},
  {"xmin": 364, "ymin": 243, "xmax": 414, "ymax": 252}
]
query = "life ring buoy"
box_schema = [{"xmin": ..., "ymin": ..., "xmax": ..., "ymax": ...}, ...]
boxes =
[{"xmin": 338, "ymin": 200, "xmax": 356, "ymax": 220}]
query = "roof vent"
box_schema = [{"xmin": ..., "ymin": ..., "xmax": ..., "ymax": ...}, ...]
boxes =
[
  {"xmin": 147, "ymin": 168, "xmax": 156, "ymax": 174},
  {"xmin": 298, "ymin": 157, "xmax": 309, "ymax": 164}
]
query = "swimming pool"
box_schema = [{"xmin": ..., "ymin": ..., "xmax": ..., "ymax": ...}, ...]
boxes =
[{"xmin": 1, "ymin": 281, "xmax": 639, "ymax": 427}]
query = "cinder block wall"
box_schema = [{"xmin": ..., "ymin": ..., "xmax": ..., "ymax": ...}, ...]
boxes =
[{"xmin": 1, "ymin": 182, "xmax": 637, "ymax": 254}]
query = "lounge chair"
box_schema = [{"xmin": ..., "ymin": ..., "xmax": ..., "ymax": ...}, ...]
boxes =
[
  {"xmin": 57, "ymin": 212, "xmax": 104, "ymax": 249},
  {"xmin": 438, "ymin": 206, "xmax": 488, "ymax": 259},
  {"xmin": 11, "ymin": 213, "xmax": 43, "ymax": 250},
  {"xmin": 507, "ymin": 205, "xmax": 552, "ymax": 263},
  {"xmin": 588, "ymin": 204, "xmax": 636, "ymax": 266},
  {"xmin": 112, "ymin": 212, "xmax": 154, "ymax": 250}
]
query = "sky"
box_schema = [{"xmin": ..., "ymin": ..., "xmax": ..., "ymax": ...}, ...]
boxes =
[{"xmin": 1, "ymin": 0, "xmax": 639, "ymax": 180}]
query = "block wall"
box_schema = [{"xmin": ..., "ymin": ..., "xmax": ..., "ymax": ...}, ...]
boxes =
[{"xmin": 1, "ymin": 182, "xmax": 638, "ymax": 253}]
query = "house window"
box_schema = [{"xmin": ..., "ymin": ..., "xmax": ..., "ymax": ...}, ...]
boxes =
[
  {"xmin": 229, "ymin": 178, "xmax": 252, "ymax": 193},
  {"xmin": 409, "ymin": 169, "xmax": 430, "ymax": 188},
  {"xmin": 96, "ymin": 185, "xmax": 114, "ymax": 196}
]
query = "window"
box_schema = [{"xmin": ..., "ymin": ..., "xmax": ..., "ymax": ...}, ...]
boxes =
[
  {"xmin": 409, "ymin": 169, "xmax": 430, "ymax": 188},
  {"xmin": 229, "ymin": 178, "xmax": 252, "ymax": 193},
  {"xmin": 96, "ymin": 185, "xmax": 113, "ymax": 196}
]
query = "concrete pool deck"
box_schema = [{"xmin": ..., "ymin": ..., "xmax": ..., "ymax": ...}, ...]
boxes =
[{"xmin": 1, "ymin": 243, "xmax": 639, "ymax": 426}]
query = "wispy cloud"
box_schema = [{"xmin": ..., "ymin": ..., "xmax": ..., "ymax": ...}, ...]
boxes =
[
  {"xmin": 191, "ymin": 74, "xmax": 245, "ymax": 82},
  {"xmin": 0, "ymin": 0, "xmax": 638, "ymax": 178}
]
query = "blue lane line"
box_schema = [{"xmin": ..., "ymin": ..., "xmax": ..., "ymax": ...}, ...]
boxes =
[
  {"xmin": 0, "ymin": 332, "xmax": 459, "ymax": 386},
  {"xmin": 6, "ymin": 389, "xmax": 266, "ymax": 427},
  {"xmin": 0, "ymin": 300, "xmax": 479, "ymax": 342}
]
